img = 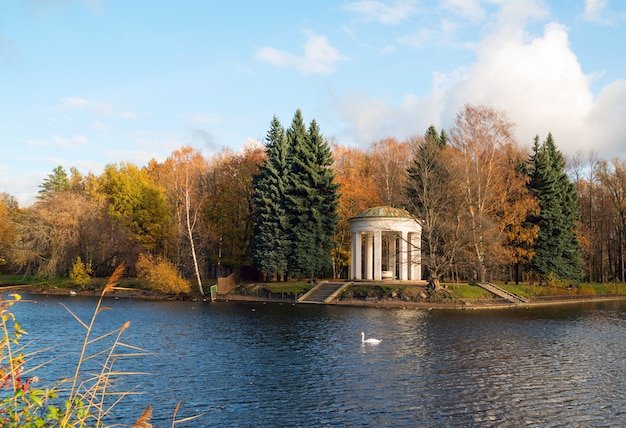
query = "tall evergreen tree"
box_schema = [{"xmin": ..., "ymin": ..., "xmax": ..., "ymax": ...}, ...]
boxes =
[
  {"xmin": 284, "ymin": 110, "xmax": 319, "ymax": 279},
  {"xmin": 527, "ymin": 133, "xmax": 583, "ymax": 283},
  {"xmin": 253, "ymin": 109, "xmax": 339, "ymax": 280},
  {"xmin": 307, "ymin": 118, "xmax": 340, "ymax": 276},
  {"xmin": 406, "ymin": 125, "xmax": 457, "ymax": 280},
  {"xmin": 252, "ymin": 116, "xmax": 290, "ymax": 281}
]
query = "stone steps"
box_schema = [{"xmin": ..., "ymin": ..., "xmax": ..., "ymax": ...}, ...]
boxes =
[
  {"xmin": 298, "ymin": 282, "xmax": 350, "ymax": 304},
  {"xmin": 475, "ymin": 282, "xmax": 530, "ymax": 304}
]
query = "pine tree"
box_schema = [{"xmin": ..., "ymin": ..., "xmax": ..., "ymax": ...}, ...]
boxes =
[
  {"xmin": 38, "ymin": 165, "xmax": 70, "ymax": 199},
  {"xmin": 252, "ymin": 116, "xmax": 290, "ymax": 281},
  {"xmin": 527, "ymin": 133, "xmax": 583, "ymax": 283}
]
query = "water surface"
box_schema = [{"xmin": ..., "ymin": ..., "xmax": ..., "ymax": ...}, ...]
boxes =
[{"xmin": 10, "ymin": 295, "xmax": 626, "ymax": 427}]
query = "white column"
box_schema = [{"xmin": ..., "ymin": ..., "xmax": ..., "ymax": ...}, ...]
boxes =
[
  {"xmin": 389, "ymin": 233, "xmax": 397, "ymax": 279},
  {"xmin": 374, "ymin": 230, "xmax": 382, "ymax": 281},
  {"xmin": 399, "ymin": 231, "xmax": 408, "ymax": 280},
  {"xmin": 352, "ymin": 232, "xmax": 362, "ymax": 280},
  {"xmin": 365, "ymin": 233, "xmax": 373, "ymax": 280},
  {"xmin": 416, "ymin": 231, "xmax": 422, "ymax": 280},
  {"xmin": 409, "ymin": 232, "xmax": 421, "ymax": 280}
]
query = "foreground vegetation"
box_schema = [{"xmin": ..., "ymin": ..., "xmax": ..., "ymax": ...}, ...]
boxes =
[{"xmin": 0, "ymin": 267, "xmax": 202, "ymax": 427}]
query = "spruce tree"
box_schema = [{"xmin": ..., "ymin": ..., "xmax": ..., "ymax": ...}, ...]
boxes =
[
  {"xmin": 252, "ymin": 116, "xmax": 290, "ymax": 281},
  {"xmin": 527, "ymin": 133, "xmax": 583, "ymax": 283},
  {"xmin": 308, "ymin": 118, "xmax": 340, "ymax": 276},
  {"xmin": 253, "ymin": 109, "xmax": 339, "ymax": 281},
  {"xmin": 284, "ymin": 109, "xmax": 317, "ymax": 279}
]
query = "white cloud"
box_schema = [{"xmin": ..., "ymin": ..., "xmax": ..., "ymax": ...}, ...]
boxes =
[
  {"xmin": 255, "ymin": 30, "xmax": 347, "ymax": 74},
  {"xmin": 118, "ymin": 111, "xmax": 140, "ymax": 120},
  {"xmin": 444, "ymin": 22, "xmax": 595, "ymax": 152},
  {"xmin": 586, "ymin": 79, "xmax": 626, "ymax": 156},
  {"xmin": 340, "ymin": 91, "xmax": 394, "ymax": 143},
  {"xmin": 342, "ymin": 0, "xmax": 418, "ymax": 24},
  {"xmin": 337, "ymin": 0, "xmax": 626, "ymax": 161},
  {"xmin": 0, "ymin": 172, "xmax": 45, "ymax": 207},
  {"xmin": 583, "ymin": 0, "xmax": 609, "ymax": 22},
  {"xmin": 59, "ymin": 97, "xmax": 113, "ymax": 116},
  {"xmin": 441, "ymin": 0, "xmax": 485, "ymax": 22},
  {"xmin": 51, "ymin": 134, "xmax": 89, "ymax": 148},
  {"xmin": 83, "ymin": 0, "xmax": 103, "ymax": 14},
  {"xmin": 93, "ymin": 121, "xmax": 108, "ymax": 132},
  {"xmin": 59, "ymin": 97, "xmax": 139, "ymax": 119},
  {"xmin": 104, "ymin": 149, "xmax": 166, "ymax": 167}
]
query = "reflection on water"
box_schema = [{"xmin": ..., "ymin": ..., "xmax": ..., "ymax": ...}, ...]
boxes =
[{"xmin": 9, "ymin": 295, "xmax": 626, "ymax": 427}]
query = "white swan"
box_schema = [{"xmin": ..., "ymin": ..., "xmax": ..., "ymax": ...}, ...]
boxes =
[{"xmin": 361, "ymin": 332, "xmax": 381, "ymax": 345}]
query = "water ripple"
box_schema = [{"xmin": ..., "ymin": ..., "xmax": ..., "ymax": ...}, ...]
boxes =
[{"xmin": 10, "ymin": 296, "xmax": 626, "ymax": 426}]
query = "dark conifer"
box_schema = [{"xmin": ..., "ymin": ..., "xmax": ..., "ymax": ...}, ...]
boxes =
[
  {"xmin": 307, "ymin": 118, "xmax": 340, "ymax": 276},
  {"xmin": 252, "ymin": 116, "xmax": 289, "ymax": 281},
  {"xmin": 253, "ymin": 110, "xmax": 339, "ymax": 281},
  {"xmin": 527, "ymin": 133, "xmax": 583, "ymax": 283}
]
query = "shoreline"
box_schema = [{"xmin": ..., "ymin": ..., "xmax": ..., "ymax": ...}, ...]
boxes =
[
  {"xmin": 3, "ymin": 284, "xmax": 625, "ymax": 310},
  {"xmin": 218, "ymin": 293, "xmax": 626, "ymax": 310}
]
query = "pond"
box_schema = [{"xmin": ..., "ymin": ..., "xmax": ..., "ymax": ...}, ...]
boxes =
[{"xmin": 9, "ymin": 294, "xmax": 626, "ymax": 427}]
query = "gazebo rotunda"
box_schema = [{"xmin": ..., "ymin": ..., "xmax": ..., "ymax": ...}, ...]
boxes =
[{"xmin": 349, "ymin": 206, "xmax": 422, "ymax": 281}]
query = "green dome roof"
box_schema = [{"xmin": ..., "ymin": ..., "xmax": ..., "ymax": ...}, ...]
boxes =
[{"xmin": 354, "ymin": 206, "xmax": 412, "ymax": 219}]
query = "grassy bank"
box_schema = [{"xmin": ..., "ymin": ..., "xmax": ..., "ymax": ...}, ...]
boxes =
[
  {"xmin": 232, "ymin": 280, "xmax": 626, "ymax": 304},
  {"xmin": 3, "ymin": 274, "xmax": 625, "ymax": 304}
]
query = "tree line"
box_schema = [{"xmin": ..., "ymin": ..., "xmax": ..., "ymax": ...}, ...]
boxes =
[{"xmin": 0, "ymin": 104, "xmax": 622, "ymax": 290}]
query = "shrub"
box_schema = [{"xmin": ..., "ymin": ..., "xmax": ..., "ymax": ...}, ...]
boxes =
[
  {"xmin": 68, "ymin": 256, "xmax": 92, "ymax": 290},
  {"xmin": 136, "ymin": 253, "xmax": 192, "ymax": 295}
]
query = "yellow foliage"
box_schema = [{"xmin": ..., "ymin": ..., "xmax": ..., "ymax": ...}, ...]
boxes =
[
  {"xmin": 69, "ymin": 255, "xmax": 93, "ymax": 289},
  {"xmin": 136, "ymin": 253, "xmax": 191, "ymax": 295}
]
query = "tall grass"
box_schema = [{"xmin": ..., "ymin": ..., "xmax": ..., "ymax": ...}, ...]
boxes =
[{"xmin": 1, "ymin": 264, "xmax": 202, "ymax": 427}]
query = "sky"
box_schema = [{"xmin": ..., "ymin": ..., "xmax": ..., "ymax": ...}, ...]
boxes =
[{"xmin": 1, "ymin": 0, "xmax": 626, "ymax": 206}]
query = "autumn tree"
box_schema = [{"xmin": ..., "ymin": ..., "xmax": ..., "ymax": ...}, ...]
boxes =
[
  {"xmin": 369, "ymin": 138, "xmax": 411, "ymax": 207},
  {"xmin": 595, "ymin": 158, "xmax": 626, "ymax": 281},
  {"xmin": 0, "ymin": 193, "xmax": 18, "ymax": 269},
  {"xmin": 449, "ymin": 104, "xmax": 520, "ymax": 282},
  {"xmin": 13, "ymin": 192, "xmax": 96, "ymax": 277},
  {"xmin": 527, "ymin": 134, "xmax": 583, "ymax": 283},
  {"xmin": 156, "ymin": 147, "xmax": 208, "ymax": 295},
  {"xmin": 332, "ymin": 143, "xmax": 382, "ymax": 278},
  {"xmin": 98, "ymin": 163, "xmax": 173, "ymax": 259},
  {"xmin": 206, "ymin": 144, "xmax": 265, "ymax": 275},
  {"xmin": 496, "ymin": 143, "xmax": 539, "ymax": 284}
]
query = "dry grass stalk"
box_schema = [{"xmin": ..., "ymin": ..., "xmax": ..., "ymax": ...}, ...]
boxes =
[
  {"xmin": 58, "ymin": 263, "xmax": 152, "ymax": 426},
  {"xmin": 132, "ymin": 404, "xmax": 152, "ymax": 428}
]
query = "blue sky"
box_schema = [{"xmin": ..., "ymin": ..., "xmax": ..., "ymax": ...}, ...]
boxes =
[{"xmin": 2, "ymin": 0, "xmax": 626, "ymax": 206}]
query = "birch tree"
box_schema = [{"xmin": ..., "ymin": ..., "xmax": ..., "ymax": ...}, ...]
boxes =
[
  {"xmin": 161, "ymin": 147, "xmax": 208, "ymax": 295},
  {"xmin": 449, "ymin": 104, "xmax": 518, "ymax": 282}
]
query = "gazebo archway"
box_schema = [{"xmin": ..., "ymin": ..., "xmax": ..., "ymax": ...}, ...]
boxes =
[{"xmin": 349, "ymin": 206, "xmax": 422, "ymax": 281}]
